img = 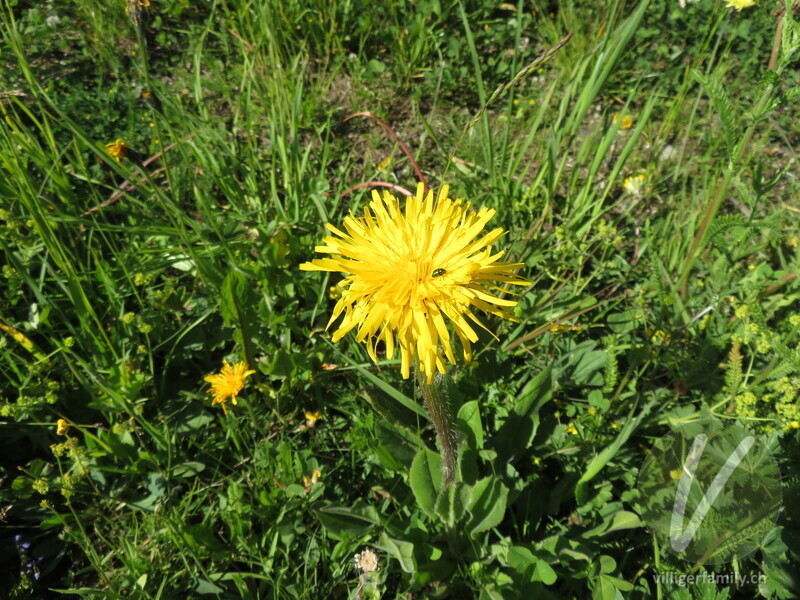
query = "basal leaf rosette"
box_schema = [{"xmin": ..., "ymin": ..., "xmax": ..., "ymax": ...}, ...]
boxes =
[{"xmin": 300, "ymin": 183, "xmax": 530, "ymax": 383}]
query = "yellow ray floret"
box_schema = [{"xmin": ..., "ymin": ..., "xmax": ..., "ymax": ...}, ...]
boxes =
[{"xmin": 300, "ymin": 183, "xmax": 531, "ymax": 383}]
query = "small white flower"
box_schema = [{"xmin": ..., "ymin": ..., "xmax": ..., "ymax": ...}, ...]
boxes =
[{"xmin": 354, "ymin": 548, "xmax": 379, "ymax": 574}]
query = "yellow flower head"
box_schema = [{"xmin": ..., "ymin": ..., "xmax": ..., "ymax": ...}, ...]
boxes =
[
  {"xmin": 56, "ymin": 418, "xmax": 69, "ymax": 435},
  {"xmin": 105, "ymin": 138, "xmax": 128, "ymax": 162},
  {"xmin": 612, "ymin": 113, "xmax": 634, "ymax": 129},
  {"xmin": 204, "ymin": 360, "xmax": 255, "ymax": 414},
  {"xmin": 304, "ymin": 410, "xmax": 321, "ymax": 426},
  {"xmin": 623, "ymin": 174, "xmax": 646, "ymax": 196},
  {"xmin": 303, "ymin": 469, "xmax": 322, "ymax": 492},
  {"xmin": 300, "ymin": 183, "xmax": 531, "ymax": 383},
  {"xmin": 724, "ymin": 0, "xmax": 755, "ymax": 10},
  {"xmin": 649, "ymin": 329, "xmax": 672, "ymax": 346},
  {"xmin": 377, "ymin": 156, "xmax": 392, "ymax": 173}
]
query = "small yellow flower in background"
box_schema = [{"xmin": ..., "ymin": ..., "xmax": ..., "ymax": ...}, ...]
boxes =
[
  {"xmin": 623, "ymin": 174, "xmax": 646, "ymax": 196},
  {"xmin": 141, "ymin": 89, "xmax": 161, "ymax": 113},
  {"xmin": 304, "ymin": 410, "xmax": 321, "ymax": 427},
  {"xmin": 105, "ymin": 138, "xmax": 128, "ymax": 162},
  {"xmin": 649, "ymin": 329, "xmax": 672, "ymax": 346},
  {"xmin": 300, "ymin": 183, "xmax": 531, "ymax": 383},
  {"xmin": 56, "ymin": 419, "xmax": 69, "ymax": 435},
  {"xmin": 204, "ymin": 360, "xmax": 255, "ymax": 414},
  {"xmin": 303, "ymin": 468, "xmax": 322, "ymax": 491},
  {"xmin": 669, "ymin": 469, "xmax": 682, "ymax": 480},
  {"xmin": 724, "ymin": 0, "xmax": 755, "ymax": 10},
  {"xmin": 612, "ymin": 113, "xmax": 634, "ymax": 129},
  {"xmin": 566, "ymin": 422, "xmax": 578, "ymax": 435},
  {"xmin": 377, "ymin": 156, "xmax": 392, "ymax": 173}
]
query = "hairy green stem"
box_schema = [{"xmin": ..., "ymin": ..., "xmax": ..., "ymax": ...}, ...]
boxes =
[{"xmin": 415, "ymin": 366, "xmax": 458, "ymax": 487}]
